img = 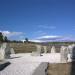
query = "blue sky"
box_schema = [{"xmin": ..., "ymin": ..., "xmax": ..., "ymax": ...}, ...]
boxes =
[{"xmin": 0, "ymin": 0, "xmax": 75, "ymax": 42}]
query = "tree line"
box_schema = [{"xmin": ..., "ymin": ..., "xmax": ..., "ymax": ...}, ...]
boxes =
[
  {"xmin": 0, "ymin": 32, "xmax": 29, "ymax": 43},
  {"xmin": 0, "ymin": 32, "xmax": 8, "ymax": 42},
  {"xmin": 0, "ymin": 32, "xmax": 75, "ymax": 44}
]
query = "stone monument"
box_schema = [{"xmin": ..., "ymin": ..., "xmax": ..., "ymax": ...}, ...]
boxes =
[
  {"xmin": 51, "ymin": 46, "xmax": 56, "ymax": 53},
  {"xmin": 10, "ymin": 48, "xmax": 15, "ymax": 54},
  {"xmin": 43, "ymin": 46, "xmax": 47, "ymax": 53},
  {"xmin": 0, "ymin": 43, "xmax": 11, "ymax": 60},
  {"xmin": 31, "ymin": 45, "xmax": 42, "ymax": 56},
  {"xmin": 60, "ymin": 46, "xmax": 68, "ymax": 63}
]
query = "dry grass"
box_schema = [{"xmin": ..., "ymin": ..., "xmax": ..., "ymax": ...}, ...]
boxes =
[
  {"xmin": 9, "ymin": 43, "xmax": 64, "ymax": 53},
  {"xmin": 9, "ymin": 43, "xmax": 37, "ymax": 53},
  {"xmin": 47, "ymin": 62, "xmax": 75, "ymax": 75}
]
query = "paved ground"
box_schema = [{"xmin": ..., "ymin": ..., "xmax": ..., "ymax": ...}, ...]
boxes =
[
  {"xmin": 10, "ymin": 53, "xmax": 72, "ymax": 63},
  {"xmin": 9, "ymin": 53, "xmax": 61, "ymax": 63},
  {"xmin": 0, "ymin": 53, "xmax": 73, "ymax": 75},
  {"xmin": 0, "ymin": 53, "xmax": 49, "ymax": 75}
]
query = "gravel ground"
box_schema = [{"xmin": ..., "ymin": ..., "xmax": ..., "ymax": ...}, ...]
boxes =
[
  {"xmin": 0, "ymin": 53, "xmax": 49, "ymax": 75},
  {"xmin": 0, "ymin": 53, "xmax": 73, "ymax": 75}
]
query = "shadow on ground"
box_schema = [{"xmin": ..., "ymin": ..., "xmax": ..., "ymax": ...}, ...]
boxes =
[
  {"xmin": 70, "ymin": 46, "xmax": 75, "ymax": 75},
  {"xmin": 0, "ymin": 62, "xmax": 11, "ymax": 71}
]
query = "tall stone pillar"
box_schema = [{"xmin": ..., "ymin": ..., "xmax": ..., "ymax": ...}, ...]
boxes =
[
  {"xmin": 51, "ymin": 46, "xmax": 56, "ymax": 53},
  {"xmin": 60, "ymin": 46, "xmax": 68, "ymax": 63},
  {"xmin": 43, "ymin": 46, "xmax": 47, "ymax": 53},
  {"xmin": 31, "ymin": 45, "xmax": 42, "ymax": 56}
]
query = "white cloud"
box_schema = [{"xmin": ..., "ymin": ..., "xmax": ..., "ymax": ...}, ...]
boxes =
[
  {"xmin": 34, "ymin": 35, "xmax": 75, "ymax": 42},
  {"xmin": 0, "ymin": 30, "xmax": 24, "ymax": 37},
  {"xmin": 28, "ymin": 35, "xmax": 63, "ymax": 42},
  {"xmin": 34, "ymin": 30, "xmax": 47, "ymax": 35},
  {"xmin": 19, "ymin": 36, "xmax": 25, "ymax": 39},
  {"xmin": 38, "ymin": 25, "xmax": 56, "ymax": 29},
  {"xmin": 37, "ymin": 35, "xmax": 62, "ymax": 39},
  {"xmin": 21, "ymin": 35, "xmax": 75, "ymax": 43},
  {"xmin": 29, "ymin": 40, "xmax": 43, "ymax": 42},
  {"xmin": 21, "ymin": 39, "xmax": 44, "ymax": 43}
]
